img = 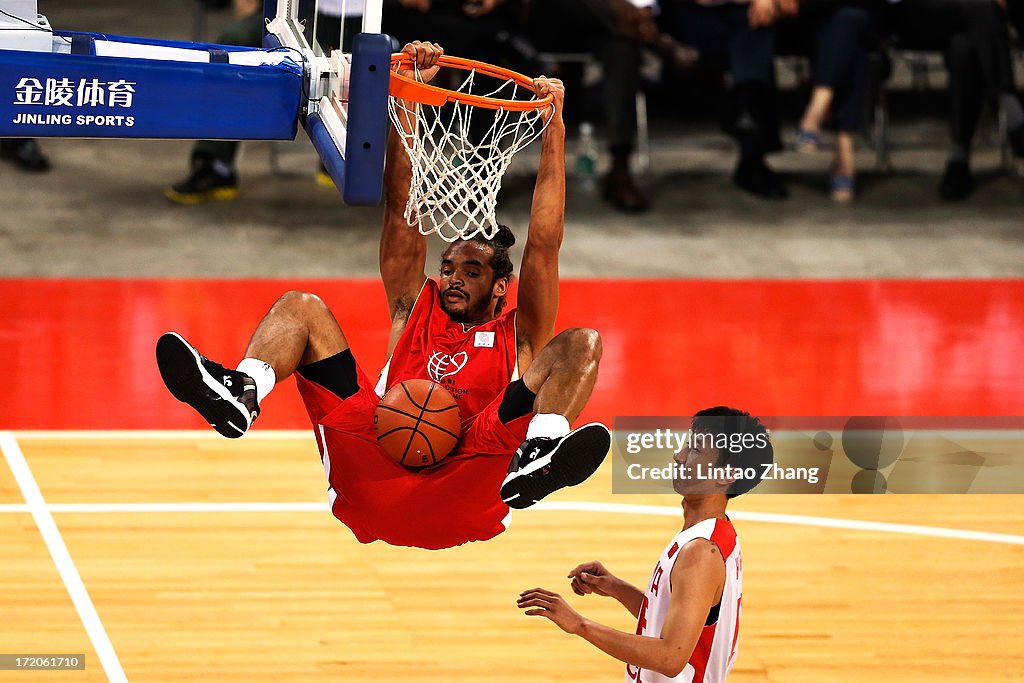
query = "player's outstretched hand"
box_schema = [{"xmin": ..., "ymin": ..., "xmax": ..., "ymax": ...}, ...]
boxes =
[
  {"xmin": 398, "ymin": 41, "xmax": 443, "ymax": 83},
  {"xmin": 518, "ymin": 587, "xmax": 585, "ymax": 634},
  {"xmin": 568, "ymin": 560, "xmax": 623, "ymax": 598},
  {"xmin": 533, "ymin": 76, "xmax": 564, "ymax": 127}
]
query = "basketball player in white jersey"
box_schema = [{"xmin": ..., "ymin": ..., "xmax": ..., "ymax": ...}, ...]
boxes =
[{"xmin": 517, "ymin": 407, "xmax": 772, "ymax": 683}]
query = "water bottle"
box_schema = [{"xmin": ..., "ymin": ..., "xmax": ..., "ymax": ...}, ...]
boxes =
[{"xmin": 576, "ymin": 122, "xmax": 598, "ymax": 192}]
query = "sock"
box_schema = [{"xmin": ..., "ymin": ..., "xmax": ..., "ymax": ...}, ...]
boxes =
[
  {"xmin": 1000, "ymin": 93, "xmax": 1024, "ymax": 132},
  {"xmin": 211, "ymin": 158, "xmax": 235, "ymax": 178},
  {"xmin": 526, "ymin": 413, "xmax": 571, "ymax": 441},
  {"xmin": 948, "ymin": 143, "xmax": 969, "ymax": 164},
  {"xmin": 237, "ymin": 358, "xmax": 276, "ymax": 404}
]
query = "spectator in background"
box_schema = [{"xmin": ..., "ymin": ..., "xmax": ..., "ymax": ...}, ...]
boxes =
[
  {"xmin": 0, "ymin": 138, "xmax": 50, "ymax": 172},
  {"xmin": 166, "ymin": 0, "xmax": 359, "ymax": 203},
  {"xmin": 383, "ymin": 0, "xmax": 524, "ymax": 70},
  {"xmin": 387, "ymin": 0, "xmax": 701, "ymax": 212},
  {"xmin": 526, "ymin": 0, "xmax": 648, "ymax": 212},
  {"xmin": 782, "ymin": 1, "xmax": 873, "ymax": 202},
  {"xmin": 164, "ymin": 0, "xmax": 261, "ymax": 203},
  {"xmin": 659, "ymin": 0, "xmax": 792, "ymax": 199},
  {"xmin": 884, "ymin": 0, "xmax": 1024, "ymax": 199},
  {"xmin": 526, "ymin": 0, "xmax": 697, "ymax": 213}
]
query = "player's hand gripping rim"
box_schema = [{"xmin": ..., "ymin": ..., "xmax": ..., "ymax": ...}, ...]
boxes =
[
  {"xmin": 532, "ymin": 76, "xmax": 564, "ymax": 128},
  {"xmin": 397, "ymin": 40, "xmax": 443, "ymax": 84}
]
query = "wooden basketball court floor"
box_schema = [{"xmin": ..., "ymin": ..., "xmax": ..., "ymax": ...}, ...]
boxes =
[{"xmin": 2, "ymin": 278, "xmax": 1023, "ymax": 681}]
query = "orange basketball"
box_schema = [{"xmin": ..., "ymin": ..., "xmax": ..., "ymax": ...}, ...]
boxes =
[{"xmin": 374, "ymin": 379, "xmax": 461, "ymax": 468}]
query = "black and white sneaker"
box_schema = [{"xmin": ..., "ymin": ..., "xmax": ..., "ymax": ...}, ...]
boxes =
[
  {"xmin": 499, "ymin": 423, "xmax": 611, "ymax": 509},
  {"xmin": 155, "ymin": 332, "xmax": 259, "ymax": 438}
]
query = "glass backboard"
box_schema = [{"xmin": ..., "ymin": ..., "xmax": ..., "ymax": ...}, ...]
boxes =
[{"xmin": 264, "ymin": 0, "xmax": 390, "ymax": 205}]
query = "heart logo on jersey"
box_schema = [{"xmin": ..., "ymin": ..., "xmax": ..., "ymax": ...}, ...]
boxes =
[{"xmin": 428, "ymin": 351, "xmax": 468, "ymax": 382}]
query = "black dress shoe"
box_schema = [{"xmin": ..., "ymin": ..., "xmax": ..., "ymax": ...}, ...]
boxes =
[
  {"xmin": 602, "ymin": 168, "xmax": 650, "ymax": 213},
  {"xmin": 733, "ymin": 157, "xmax": 788, "ymax": 199},
  {"xmin": 0, "ymin": 138, "xmax": 51, "ymax": 172},
  {"xmin": 938, "ymin": 160, "xmax": 974, "ymax": 200}
]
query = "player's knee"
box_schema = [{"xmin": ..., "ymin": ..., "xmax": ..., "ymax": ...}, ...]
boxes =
[
  {"xmin": 559, "ymin": 327, "xmax": 603, "ymax": 362},
  {"xmin": 277, "ymin": 290, "xmax": 328, "ymax": 314}
]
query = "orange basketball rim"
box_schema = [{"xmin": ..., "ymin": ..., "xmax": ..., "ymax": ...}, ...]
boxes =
[{"xmin": 389, "ymin": 54, "xmax": 554, "ymax": 111}]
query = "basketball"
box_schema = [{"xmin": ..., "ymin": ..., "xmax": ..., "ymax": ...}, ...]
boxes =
[{"xmin": 374, "ymin": 379, "xmax": 461, "ymax": 468}]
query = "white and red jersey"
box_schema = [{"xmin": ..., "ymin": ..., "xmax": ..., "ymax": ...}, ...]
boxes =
[
  {"xmin": 376, "ymin": 279, "xmax": 519, "ymax": 429},
  {"xmin": 626, "ymin": 518, "xmax": 742, "ymax": 683}
]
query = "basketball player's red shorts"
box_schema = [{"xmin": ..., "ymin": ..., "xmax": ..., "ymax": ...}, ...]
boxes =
[{"xmin": 295, "ymin": 361, "xmax": 532, "ymax": 550}]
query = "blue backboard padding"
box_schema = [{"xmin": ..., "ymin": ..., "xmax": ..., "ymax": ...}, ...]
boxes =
[
  {"xmin": 0, "ymin": 32, "xmax": 301, "ymax": 140},
  {"xmin": 305, "ymin": 111, "xmax": 345, "ymax": 200},
  {"xmin": 342, "ymin": 33, "xmax": 391, "ymax": 206},
  {"xmin": 57, "ymin": 31, "xmax": 294, "ymax": 58}
]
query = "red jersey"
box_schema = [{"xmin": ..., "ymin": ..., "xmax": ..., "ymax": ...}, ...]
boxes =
[
  {"xmin": 376, "ymin": 279, "xmax": 520, "ymax": 426},
  {"xmin": 294, "ymin": 279, "xmax": 533, "ymax": 550}
]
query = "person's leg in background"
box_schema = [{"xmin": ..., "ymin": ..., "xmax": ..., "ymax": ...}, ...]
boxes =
[
  {"xmin": 796, "ymin": 4, "xmax": 872, "ymax": 201},
  {"xmin": 164, "ymin": 5, "xmax": 263, "ymax": 204},
  {"xmin": 662, "ymin": 2, "xmax": 786, "ymax": 198},
  {"xmin": 527, "ymin": 0, "xmax": 649, "ymax": 212},
  {"xmin": 941, "ymin": 31, "xmax": 984, "ymax": 198},
  {"xmin": 886, "ymin": 0, "xmax": 968, "ymax": 197},
  {"xmin": 597, "ymin": 0, "xmax": 649, "ymax": 212},
  {"xmin": 891, "ymin": 0, "xmax": 1019, "ymax": 199},
  {"xmin": 941, "ymin": 0, "xmax": 1024, "ymax": 198},
  {"xmin": 959, "ymin": 0, "xmax": 1024, "ymax": 161},
  {"xmin": 727, "ymin": 5, "xmax": 787, "ymax": 199}
]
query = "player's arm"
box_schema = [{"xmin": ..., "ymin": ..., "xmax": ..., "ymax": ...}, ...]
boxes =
[
  {"xmin": 514, "ymin": 78, "xmax": 565, "ymax": 361},
  {"xmin": 379, "ymin": 41, "xmax": 442, "ymax": 321},
  {"xmin": 568, "ymin": 561, "xmax": 646, "ymax": 617},
  {"xmin": 519, "ymin": 540, "xmax": 725, "ymax": 678}
]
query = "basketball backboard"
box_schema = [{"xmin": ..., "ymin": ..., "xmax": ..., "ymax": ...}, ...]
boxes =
[
  {"xmin": 264, "ymin": 0, "xmax": 390, "ymax": 204},
  {"xmin": 0, "ymin": 0, "xmax": 390, "ymax": 205}
]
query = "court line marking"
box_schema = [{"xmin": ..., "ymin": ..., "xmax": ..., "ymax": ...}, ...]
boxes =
[
  {"xmin": 539, "ymin": 502, "xmax": 1024, "ymax": 546},
  {"xmin": 0, "ymin": 432, "xmax": 128, "ymax": 683},
  {"xmin": 0, "ymin": 499, "xmax": 1021, "ymax": 545}
]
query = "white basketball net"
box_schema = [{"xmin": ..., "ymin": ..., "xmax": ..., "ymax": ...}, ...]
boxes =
[{"xmin": 388, "ymin": 65, "xmax": 551, "ymax": 242}]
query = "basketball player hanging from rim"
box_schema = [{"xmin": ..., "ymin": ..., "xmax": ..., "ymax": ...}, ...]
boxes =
[{"xmin": 155, "ymin": 41, "xmax": 611, "ymax": 550}]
